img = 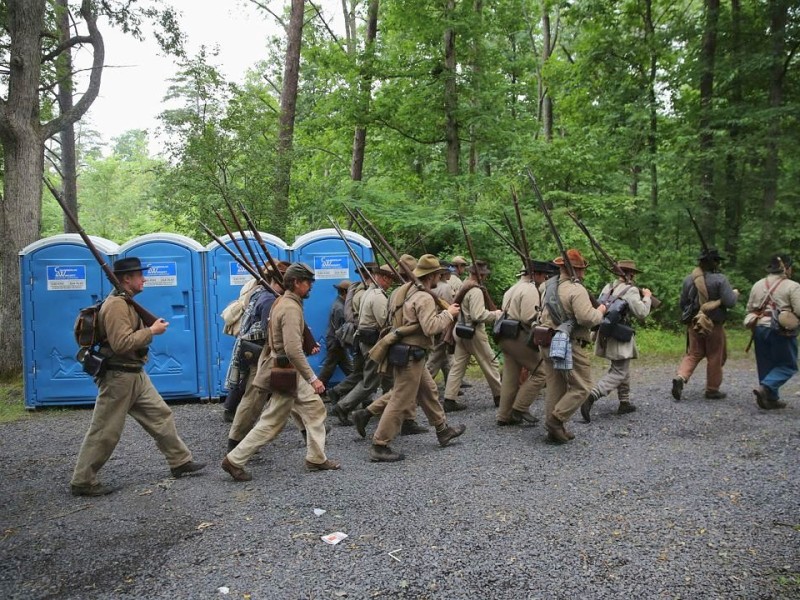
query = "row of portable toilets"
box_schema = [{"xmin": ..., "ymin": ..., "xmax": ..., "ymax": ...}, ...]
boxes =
[{"xmin": 19, "ymin": 229, "xmax": 374, "ymax": 408}]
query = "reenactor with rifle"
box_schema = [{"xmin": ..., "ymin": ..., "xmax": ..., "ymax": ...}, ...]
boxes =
[
  {"xmin": 317, "ymin": 279, "xmax": 354, "ymax": 387},
  {"xmin": 581, "ymin": 260, "xmax": 652, "ymax": 422},
  {"xmin": 445, "ymin": 256, "xmax": 468, "ymax": 295},
  {"xmin": 744, "ymin": 254, "xmax": 800, "ymax": 410}
]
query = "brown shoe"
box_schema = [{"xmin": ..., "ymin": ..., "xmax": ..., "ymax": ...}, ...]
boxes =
[
  {"xmin": 617, "ymin": 402, "xmax": 637, "ymax": 415},
  {"xmin": 331, "ymin": 403, "xmax": 352, "ymax": 426},
  {"xmin": 352, "ymin": 409, "xmax": 372, "ymax": 438},
  {"xmin": 70, "ymin": 483, "xmax": 117, "ymax": 497},
  {"xmin": 671, "ymin": 377, "xmax": 684, "ymax": 401},
  {"xmin": 305, "ymin": 458, "xmax": 341, "ymax": 471},
  {"xmin": 369, "ymin": 444, "xmax": 405, "ymax": 462},
  {"xmin": 221, "ymin": 456, "xmax": 252, "ymax": 482},
  {"xmin": 170, "ymin": 461, "xmax": 207, "ymax": 478},
  {"xmin": 513, "ymin": 409, "xmax": 539, "ymax": 425},
  {"xmin": 443, "ymin": 398, "xmax": 467, "ymax": 412},
  {"xmin": 545, "ymin": 415, "xmax": 570, "ymax": 443},
  {"xmin": 704, "ymin": 390, "xmax": 727, "ymax": 400},
  {"xmin": 437, "ymin": 424, "xmax": 466, "ymax": 447},
  {"xmin": 401, "ymin": 420, "xmax": 429, "ymax": 435}
]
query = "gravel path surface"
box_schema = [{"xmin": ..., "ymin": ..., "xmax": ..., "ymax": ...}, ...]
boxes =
[{"xmin": 1, "ymin": 358, "xmax": 798, "ymax": 599}]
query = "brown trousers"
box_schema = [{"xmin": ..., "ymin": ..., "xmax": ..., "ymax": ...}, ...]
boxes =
[
  {"xmin": 676, "ymin": 323, "xmax": 727, "ymax": 392},
  {"xmin": 497, "ymin": 335, "xmax": 543, "ymax": 421}
]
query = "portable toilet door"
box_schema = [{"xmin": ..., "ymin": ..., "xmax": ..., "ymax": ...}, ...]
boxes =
[
  {"xmin": 19, "ymin": 234, "xmax": 120, "ymax": 408},
  {"xmin": 117, "ymin": 233, "xmax": 208, "ymax": 401},
  {"xmin": 289, "ymin": 229, "xmax": 374, "ymax": 379},
  {"xmin": 205, "ymin": 232, "xmax": 289, "ymax": 398}
]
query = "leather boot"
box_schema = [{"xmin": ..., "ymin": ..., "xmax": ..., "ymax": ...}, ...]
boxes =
[
  {"xmin": 436, "ymin": 423, "xmax": 466, "ymax": 447},
  {"xmin": 545, "ymin": 415, "xmax": 570, "ymax": 444},
  {"xmin": 221, "ymin": 456, "xmax": 252, "ymax": 482},
  {"xmin": 352, "ymin": 409, "xmax": 372, "ymax": 438},
  {"xmin": 70, "ymin": 482, "xmax": 118, "ymax": 497},
  {"xmin": 401, "ymin": 420, "xmax": 429, "ymax": 435},
  {"xmin": 331, "ymin": 403, "xmax": 352, "ymax": 426},
  {"xmin": 704, "ymin": 390, "xmax": 727, "ymax": 399},
  {"xmin": 671, "ymin": 377, "xmax": 684, "ymax": 401},
  {"xmin": 369, "ymin": 444, "xmax": 404, "ymax": 462},
  {"xmin": 617, "ymin": 402, "xmax": 637, "ymax": 415},
  {"xmin": 227, "ymin": 438, "xmax": 239, "ymax": 452},
  {"xmin": 580, "ymin": 391, "xmax": 598, "ymax": 423},
  {"xmin": 443, "ymin": 398, "xmax": 467, "ymax": 412}
]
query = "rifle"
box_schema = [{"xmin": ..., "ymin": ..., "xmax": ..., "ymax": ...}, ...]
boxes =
[
  {"xmin": 482, "ymin": 219, "xmax": 527, "ymax": 263},
  {"xmin": 49, "ymin": 183, "xmax": 158, "ymax": 326},
  {"xmin": 221, "ymin": 197, "xmax": 265, "ymax": 273},
  {"xmin": 343, "ymin": 206, "xmax": 403, "ymax": 282},
  {"xmin": 687, "ymin": 208, "xmax": 710, "ymax": 256},
  {"xmin": 327, "ymin": 216, "xmax": 382, "ymax": 291},
  {"xmin": 527, "ymin": 170, "xmax": 579, "ymax": 283},
  {"xmin": 568, "ymin": 210, "xmax": 662, "ymax": 309},
  {"xmin": 212, "ymin": 208, "xmax": 259, "ymax": 275},
  {"xmin": 237, "ymin": 201, "xmax": 286, "ymax": 287},
  {"xmin": 458, "ymin": 214, "xmax": 497, "ymax": 311},
  {"xmin": 201, "ymin": 223, "xmax": 272, "ymax": 289}
]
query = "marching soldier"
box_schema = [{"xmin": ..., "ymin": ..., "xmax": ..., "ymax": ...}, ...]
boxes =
[{"xmin": 317, "ymin": 279, "xmax": 354, "ymax": 387}]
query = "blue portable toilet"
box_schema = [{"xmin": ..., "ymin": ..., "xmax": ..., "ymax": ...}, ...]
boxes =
[
  {"xmin": 289, "ymin": 228, "xmax": 373, "ymax": 380},
  {"xmin": 117, "ymin": 233, "xmax": 208, "ymax": 402},
  {"xmin": 19, "ymin": 234, "xmax": 119, "ymax": 408},
  {"xmin": 206, "ymin": 232, "xmax": 289, "ymax": 398}
]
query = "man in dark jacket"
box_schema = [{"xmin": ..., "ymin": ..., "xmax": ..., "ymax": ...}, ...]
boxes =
[{"xmin": 317, "ymin": 280, "xmax": 353, "ymax": 386}]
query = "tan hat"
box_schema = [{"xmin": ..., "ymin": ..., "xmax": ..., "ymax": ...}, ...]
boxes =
[
  {"xmin": 375, "ymin": 264, "xmax": 399, "ymax": 280},
  {"xmin": 397, "ymin": 254, "xmax": 418, "ymax": 272},
  {"xmin": 451, "ymin": 255, "xmax": 468, "ymax": 266},
  {"xmin": 778, "ymin": 310, "xmax": 799, "ymax": 331},
  {"xmin": 553, "ymin": 249, "xmax": 589, "ymax": 269},
  {"xmin": 616, "ymin": 259, "xmax": 641, "ymax": 274},
  {"xmin": 413, "ymin": 254, "xmax": 448, "ymax": 278},
  {"xmin": 333, "ymin": 279, "xmax": 351, "ymax": 291}
]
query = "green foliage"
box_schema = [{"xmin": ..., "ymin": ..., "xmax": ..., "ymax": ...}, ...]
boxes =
[{"xmin": 0, "ymin": 375, "xmax": 27, "ymax": 424}]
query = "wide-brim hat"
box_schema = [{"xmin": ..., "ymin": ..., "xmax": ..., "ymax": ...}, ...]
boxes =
[
  {"xmin": 451, "ymin": 255, "xmax": 469, "ymax": 267},
  {"xmin": 397, "ymin": 254, "xmax": 418, "ymax": 273},
  {"xmin": 519, "ymin": 259, "xmax": 558, "ymax": 277},
  {"xmin": 616, "ymin": 259, "xmax": 642, "ymax": 274},
  {"xmin": 413, "ymin": 254, "xmax": 448, "ymax": 277},
  {"xmin": 113, "ymin": 257, "xmax": 150, "ymax": 275},
  {"xmin": 766, "ymin": 254, "xmax": 792, "ymax": 274},
  {"xmin": 553, "ymin": 249, "xmax": 589, "ymax": 269},
  {"xmin": 699, "ymin": 248, "xmax": 724, "ymax": 262},
  {"xmin": 375, "ymin": 264, "xmax": 400, "ymax": 280},
  {"xmin": 357, "ymin": 261, "xmax": 379, "ymax": 274},
  {"xmin": 333, "ymin": 279, "xmax": 351, "ymax": 291}
]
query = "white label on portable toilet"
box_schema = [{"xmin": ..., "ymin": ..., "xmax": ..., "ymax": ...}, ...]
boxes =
[
  {"xmin": 46, "ymin": 265, "xmax": 87, "ymax": 291},
  {"xmin": 143, "ymin": 261, "xmax": 178, "ymax": 287},
  {"xmin": 313, "ymin": 255, "xmax": 349, "ymax": 279},
  {"xmin": 229, "ymin": 261, "xmax": 252, "ymax": 286}
]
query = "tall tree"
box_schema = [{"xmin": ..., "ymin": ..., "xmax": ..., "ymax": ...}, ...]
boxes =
[
  {"xmin": 55, "ymin": 0, "xmax": 78, "ymax": 234},
  {"xmin": 0, "ymin": 0, "xmax": 103, "ymax": 375},
  {"xmin": 350, "ymin": 0, "xmax": 379, "ymax": 181}
]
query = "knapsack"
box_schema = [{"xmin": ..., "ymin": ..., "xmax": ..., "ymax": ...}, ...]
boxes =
[{"xmin": 73, "ymin": 301, "xmax": 106, "ymax": 377}]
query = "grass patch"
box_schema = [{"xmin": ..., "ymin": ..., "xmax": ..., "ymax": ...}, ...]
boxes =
[
  {"xmin": 635, "ymin": 326, "xmax": 753, "ymax": 363},
  {"xmin": 0, "ymin": 374, "xmax": 29, "ymax": 424}
]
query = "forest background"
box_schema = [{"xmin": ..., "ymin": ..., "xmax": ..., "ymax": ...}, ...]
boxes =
[{"xmin": 0, "ymin": 0, "xmax": 798, "ymax": 375}]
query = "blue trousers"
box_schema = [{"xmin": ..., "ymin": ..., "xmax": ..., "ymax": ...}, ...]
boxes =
[{"xmin": 754, "ymin": 326, "xmax": 798, "ymax": 399}]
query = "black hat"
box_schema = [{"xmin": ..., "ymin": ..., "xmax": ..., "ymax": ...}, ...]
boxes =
[
  {"xmin": 531, "ymin": 260, "xmax": 559, "ymax": 275},
  {"xmin": 766, "ymin": 254, "xmax": 792, "ymax": 274},
  {"xmin": 698, "ymin": 248, "xmax": 724, "ymax": 262},
  {"xmin": 113, "ymin": 257, "xmax": 149, "ymax": 275}
]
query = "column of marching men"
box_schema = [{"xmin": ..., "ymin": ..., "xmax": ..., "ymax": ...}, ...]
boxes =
[{"xmin": 68, "ymin": 246, "xmax": 800, "ymax": 494}]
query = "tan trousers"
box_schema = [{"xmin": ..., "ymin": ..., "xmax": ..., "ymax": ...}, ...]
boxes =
[
  {"xmin": 444, "ymin": 328, "xmax": 502, "ymax": 400},
  {"xmin": 541, "ymin": 342, "xmax": 593, "ymax": 423},
  {"xmin": 514, "ymin": 360, "xmax": 546, "ymax": 412},
  {"xmin": 426, "ymin": 339, "xmax": 451, "ymax": 381},
  {"xmin": 227, "ymin": 374, "xmax": 328, "ymax": 467},
  {"xmin": 497, "ymin": 336, "xmax": 543, "ymax": 421},
  {"xmin": 373, "ymin": 358, "xmax": 446, "ymax": 446},
  {"xmin": 229, "ymin": 368, "xmax": 304, "ymax": 442},
  {"xmin": 71, "ymin": 371, "xmax": 192, "ymax": 487},
  {"xmin": 595, "ymin": 359, "xmax": 631, "ymax": 401},
  {"xmin": 677, "ymin": 324, "xmax": 727, "ymax": 392}
]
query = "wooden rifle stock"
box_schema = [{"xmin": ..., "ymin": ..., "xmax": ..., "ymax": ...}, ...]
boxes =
[{"xmin": 51, "ymin": 186, "xmax": 158, "ymax": 326}]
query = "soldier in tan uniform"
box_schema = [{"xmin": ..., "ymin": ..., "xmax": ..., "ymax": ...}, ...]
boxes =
[
  {"xmin": 496, "ymin": 261, "xmax": 543, "ymax": 426},
  {"xmin": 745, "ymin": 254, "xmax": 800, "ymax": 410},
  {"xmin": 539, "ymin": 250, "xmax": 606, "ymax": 443},
  {"xmin": 426, "ymin": 267, "xmax": 456, "ymax": 386},
  {"xmin": 71, "ymin": 258, "xmax": 205, "ymax": 496},
  {"xmin": 446, "ymin": 255, "xmax": 468, "ymax": 296},
  {"xmin": 443, "ymin": 260, "xmax": 503, "ymax": 411},
  {"xmin": 369, "ymin": 255, "xmax": 466, "ymax": 462},
  {"xmin": 222, "ymin": 263, "xmax": 339, "ymax": 481}
]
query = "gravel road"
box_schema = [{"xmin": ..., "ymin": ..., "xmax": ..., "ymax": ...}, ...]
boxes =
[{"xmin": 1, "ymin": 358, "xmax": 798, "ymax": 599}]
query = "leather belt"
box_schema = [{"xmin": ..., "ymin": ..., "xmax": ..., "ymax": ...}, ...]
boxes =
[{"xmin": 105, "ymin": 364, "xmax": 143, "ymax": 373}]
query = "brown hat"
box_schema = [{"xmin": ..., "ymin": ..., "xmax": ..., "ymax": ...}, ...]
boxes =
[
  {"xmin": 451, "ymin": 255, "xmax": 468, "ymax": 266},
  {"xmin": 616, "ymin": 259, "xmax": 641, "ymax": 274},
  {"xmin": 413, "ymin": 254, "xmax": 448, "ymax": 278},
  {"xmin": 553, "ymin": 249, "xmax": 589, "ymax": 269},
  {"xmin": 333, "ymin": 279, "xmax": 351, "ymax": 291},
  {"xmin": 357, "ymin": 261, "xmax": 379, "ymax": 274},
  {"xmin": 397, "ymin": 254, "xmax": 418, "ymax": 272},
  {"xmin": 375, "ymin": 264, "xmax": 399, "ymax": 280},
  {"xmin": 469, "ymin": 260, "xmax": 490, "ymax": 275},
  {"xmin": 266, "ymin": 260, "xmax": 291, "ymax": 282}
]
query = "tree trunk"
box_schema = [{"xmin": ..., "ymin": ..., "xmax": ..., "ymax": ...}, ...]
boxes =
[
  {"xmin": 698, "ymin": 0, "xmax": 719, "ymax": 244},
  {"xmin": 541, "ymin": 6, "xmax": 553, "ymax": 142},
  {"xmin": 350, "ymin": 0, "xmax": 379, "ymax": 182},
  {"xmin": 723, "ymin": 0, "xmax": 743, "ymax": 266},
  {"xmin": 443, "ymin": 0, "xmax": 459, "ymax": 175},
  {"xmin": 468, "ymin": 0, "xmax": 482, "ymax": 175},
  {"xmin": 57, "ymin": 0, "xmax": 79, "ymax": 234},
  {"xmin": 762, "ymin": 0, "xmax": 787, "ymax": 220},
  {"xmin": 273, "ymin": 0, "xmax": 305, "ymax": 236},
  {"xmin": 643, "ymin": 0, "xmax": 658, "ymax": 209}
]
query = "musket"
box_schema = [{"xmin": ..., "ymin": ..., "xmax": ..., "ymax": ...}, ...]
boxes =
[
  {"xmin": 502, "ymin": 211, "xmax": 523, "ymax": 256},
  {"xmin": 343, "ymin": 206, "xmax": 404, "ymax": 282},
  {"xmin": 212, "ymin": 208, "xmax": 259, "ymax": 275},
  {"xmin": 686, "ymin": 208, "xmax": 710, "ymax": 255},
  {"xmin": 201, "ymin": 223, "xmax": 272, "ymax": 289},
  {"xmin": 350, "ymin": 207, "xmax": 405, "ymax": 282},
  {"xmin": 511, "ymin": 186, "xmax": 533, "ymax": 273},
  {"xmin": 482, "ymin": 219, "xmax": 526, "ymax": 262},
  {"xmin": 458, "ymin": 214, "xmax": 497, "ymax": 310},
  {"xmin": 527, "ymin": 169, "xmax": 579, "ymax": 283},
  {"xmin": 568, "ymin": 211, "xmax": 662, "ymax": 309},
  {"xmin": 328, "ymin": 216, "xmax": 382, "ymax": 290},
  {"xmin": 237, "ymin": 201, "xmax": 285, "ymax": 287},
  {"xmin": 220, "ymin": 197, "xmax": 265, "ymax": 273},
  {"xmin": 49, "ymin": 183, "xmax": 158, "ymax": 326}
]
